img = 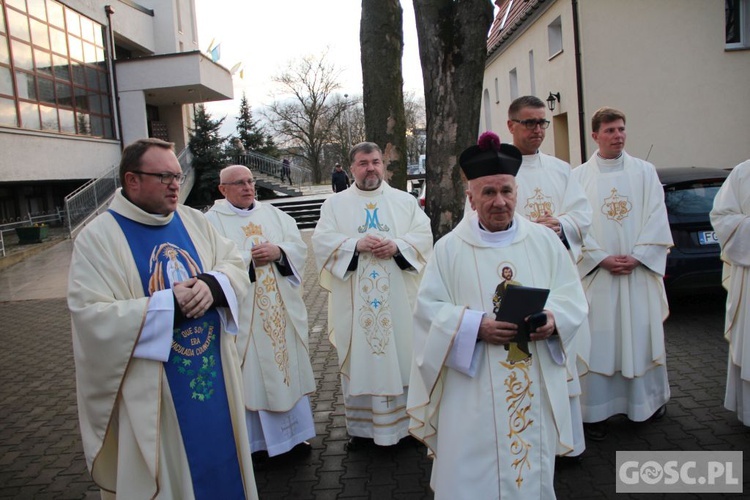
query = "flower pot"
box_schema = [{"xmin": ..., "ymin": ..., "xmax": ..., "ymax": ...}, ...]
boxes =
[{"xmin": 15, "ymin": 226, "xmax": 49, "ymax": 244}]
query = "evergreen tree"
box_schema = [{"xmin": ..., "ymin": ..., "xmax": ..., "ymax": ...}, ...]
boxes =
[
  {"xmin": 186, "ymin": 104, "xmax": 228, "ymax": 208},
  {"xmin": 236, "ymin": 93, "xmax": 279, "ymax": 157}
]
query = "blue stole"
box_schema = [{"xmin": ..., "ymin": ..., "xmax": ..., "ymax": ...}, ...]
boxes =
[{"xmin": 109, "ymin": 210, "xmax": 245, "ymax": 500}]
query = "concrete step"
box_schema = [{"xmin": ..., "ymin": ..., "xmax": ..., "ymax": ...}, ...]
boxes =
[{"xmin": 269, "ymin": 196, "xmax": 327, "ymax": 230}]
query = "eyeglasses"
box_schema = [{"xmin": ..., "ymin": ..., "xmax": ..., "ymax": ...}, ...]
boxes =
[
  {"xmin": 222, "ymin": 179, "xmax": 256, "ymax": 187},
  {"xmin": 511, "ymin": 119, "xmax": 551, "ymax": 130},
  {"xmin": 132, "ymin": 171, "xmax": 187, "ymax": 185}
]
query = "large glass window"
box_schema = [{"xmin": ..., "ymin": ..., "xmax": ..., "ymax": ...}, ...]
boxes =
[{"xmin": 0, "ymin": 0, "xmax": 114, "ymax": 138}]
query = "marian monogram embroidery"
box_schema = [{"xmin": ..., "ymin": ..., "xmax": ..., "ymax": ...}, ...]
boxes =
[
  {"xmin": 501, "ymin": 357, "xmax": 535, "ymax": 489},
  {"xmin": 358, "ymin": 202, "xmax": 390, "ymax": 233},
  {"xmin": 523, "ymin": 188, "xmax": 555, "ymax": 220},
  {"xmin": 357, "ymin": 254, "xmax": 392, "ymax": 355},
  {"xmin": 601, "ymin": 187, "xmax": 632, "ymax": 224}
]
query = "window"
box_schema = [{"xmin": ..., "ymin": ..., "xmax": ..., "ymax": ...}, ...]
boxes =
[
  {"xmin": 509, "ymin": 68, "xmax": 518, "ymax": 100},
  {"xmin": 548, "ymin": 16, "xmax": 563, "ymax": 58},
  {"xmin": 483, "ymin": 88, "xmax": 492, "ymax": 132},
  {"xmin": 0, "ymin": 0, "xmax": 114, "ymax": 137},
  {"xmin": 726, "ymin": 0, "xmax": 750, "ymax": 48},
  {"xmin": 494, "ymin": 77, "xmax": 499, "ymax": 104}
]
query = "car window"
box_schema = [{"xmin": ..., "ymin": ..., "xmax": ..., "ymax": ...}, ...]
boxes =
[{"xmin": 664, "ymin": 182, "xmax": 723, "ymax": 216}]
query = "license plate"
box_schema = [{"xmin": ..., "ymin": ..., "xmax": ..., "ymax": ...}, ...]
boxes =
[{"xmin": 698, "ymin": 230, "xmax": 719, "ymax": 245}]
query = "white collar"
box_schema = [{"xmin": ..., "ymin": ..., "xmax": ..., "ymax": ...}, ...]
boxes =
[
  {"xmin": 226, "ymin": 201, "xmax": 259, "ymax": 216},
  {"xmin": 472, "ymin": 217, "xmax": 517, "ymax": 248}
]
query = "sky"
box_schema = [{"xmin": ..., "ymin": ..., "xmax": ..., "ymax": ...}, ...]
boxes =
[{"xmin": 194, "ymin": 1, "xmax": 426, "ymax": 136}]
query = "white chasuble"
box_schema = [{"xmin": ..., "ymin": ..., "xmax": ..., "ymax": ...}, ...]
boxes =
[
  {"xmin": 313, "ymin": 183, "xmax": 432, "ymax": 444},
  {"xmin": 206, "ymin": 200, "xmax": 316, "ymax": 454},
  {"xmin": 69, "ymin": 191, "xmax": 257, "ymax": 499},
  {"xmin": 710, "ymin": 159, "xmax": 750, "ymax": 425},
  {"xmin": 516, "ymin": 153, "xmax": 593, "ymax": 455},
  {"xmin": 573, "ymin": 152, "xmax": 673, "ymax": 422},
  {"xmin": 408, "ymin": 214, "xmax": 587, "ymax": 499}
]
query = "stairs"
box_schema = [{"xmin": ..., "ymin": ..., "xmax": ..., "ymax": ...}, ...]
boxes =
[
  {"xmin": 270, "ymin": 196, "xmax": 328, "ymax": 230},
  {"xmin": 253, "ymin": 172, "xmax": 303, "ymax": 197}
]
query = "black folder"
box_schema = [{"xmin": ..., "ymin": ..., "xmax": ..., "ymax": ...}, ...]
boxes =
[{"xmin": 494, "ymin": 285, "xmax": 550, "ymax": 348}]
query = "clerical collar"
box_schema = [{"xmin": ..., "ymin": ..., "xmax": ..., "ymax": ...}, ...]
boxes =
[
  {"xmin": 595, "ymin": 152, "xmax": 624, "ymax": 171},
  {"xmin": 474, "ymin": 217, "xmax": 517, "ymax": 247},
  {"xmin": 521, "ymin": 152, "xmax": 541, "ymax": 166},
  {"xmin": 596, "ymin": 152, "xmax": 623, "ymax": 161},
  {"xmin": 227, "ymin": 201, "xmax": 257, "ymax": 216}
]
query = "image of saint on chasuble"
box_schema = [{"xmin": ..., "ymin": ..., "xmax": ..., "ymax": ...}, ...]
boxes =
[{"xmin": 409, "ymin": 214, "xmax": 583, "ymax": 500}]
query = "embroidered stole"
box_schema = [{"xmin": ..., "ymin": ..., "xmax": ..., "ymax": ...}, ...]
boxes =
[{"xmin": 109, "ymin": 210, "xmax": 245, "ymax": 500}]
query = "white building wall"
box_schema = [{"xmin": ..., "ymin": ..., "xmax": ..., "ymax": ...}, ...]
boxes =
[
  {"xmin": 579, "ymin": 0, "xmax": 750, "ymax": 169},
  {"xmin": 160, "ymin": 104, "xmax": 188, "ymax": 152},
  {"xmin": 0, "ymin": 131, "xmax": 120, "ymax": 181},
  {"xmin": 119, "ymin": 91, "xmax": 148, "ymax": 147}
]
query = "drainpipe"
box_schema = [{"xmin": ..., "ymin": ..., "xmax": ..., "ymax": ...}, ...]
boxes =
[
  {"xmin": 104, "ymin": 5, "xmax": 123, "ymax": 149},
  {"xmin": 572, "ymin": 0, "xmax": 586, "ymax": 163}
]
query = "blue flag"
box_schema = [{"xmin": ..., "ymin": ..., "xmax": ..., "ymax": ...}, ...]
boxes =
[{"xmin": 210, "ymin": 43, "xmax": 221, "ymax": 62}]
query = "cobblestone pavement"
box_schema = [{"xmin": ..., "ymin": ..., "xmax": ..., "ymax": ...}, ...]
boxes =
[{"xmin": 0, "ymin": 233, "xmax": 747, "ymax": 499}]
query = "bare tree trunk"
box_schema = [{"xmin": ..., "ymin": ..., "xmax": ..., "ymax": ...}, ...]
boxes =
[
  {"xmin": 413, "ymin": 0, "xmax": 493, "ymax": 239},
  {"xmin": 360, "ymin": 0, "xmax": 408, "ymax": 191}
]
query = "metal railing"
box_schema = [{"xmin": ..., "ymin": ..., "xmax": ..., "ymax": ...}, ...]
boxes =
[
  {"xmin": 0, "ymin": 209, "xmax": 67, "ymax": 256},
  {"xmin": 61, "ymin": 146, "xmax": 194, "ymax": 238},
  {"xmin": 232, "ymin": 152, "xmax": 313, "ymax": 187},
  {"xmin": 64, "ymin": 165, "xmax": 120, "ymax": 238}
]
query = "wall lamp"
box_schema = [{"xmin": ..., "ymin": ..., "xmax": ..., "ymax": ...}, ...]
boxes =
[{"xmin": 546, "ymin": 92, "xmax": 561, "ymax": 112}]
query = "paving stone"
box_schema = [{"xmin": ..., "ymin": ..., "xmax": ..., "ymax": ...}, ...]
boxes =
[{"xmin": 2, "ymin": 233, "xmax": 749, "ymax": 499}]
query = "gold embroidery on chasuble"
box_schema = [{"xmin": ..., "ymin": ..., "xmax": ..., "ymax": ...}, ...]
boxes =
[
  {"xmin": 500, "ymin": 357, "xmax": 535, "ymax": 489},
  {"xmin": 523, "ymin": 188, "xmax": 555, "ymax": 220},
  {"xmin": 357, "ymin": 256, "xmax": 392, "ymax": 355},
  {"xmin": 601, "ymin": 187, "xmax": 632, "ymax": 225},
  {"xmin": 244, "ymin": 221, "xmax": 291, "ymax": 386}
]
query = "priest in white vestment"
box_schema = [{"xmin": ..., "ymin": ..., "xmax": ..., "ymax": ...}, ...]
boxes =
[
  {"xmin": 572, "ymin": 108, "xmax": 673, "ymax": 434},
  {"xmin": 408, "ymin": 134, "xmax": 588, "ymax": 499},
  {"xmin": 507, "ymin": 96, "xmax": 593, "ymax": 456},
  {"xmin": 206, "ymin": 165, "xmax": 316, "ymax": 456},
  {"xmin": 710, "ymin": 159, "xmax": 750, "ymax": 425},
  {"xmin": 68, "ymin": 139, "xmax": 258, "ymax": 499},
  {"xmin": 312, "ymin": 142, "xmax": 433, "ymax": 448}
]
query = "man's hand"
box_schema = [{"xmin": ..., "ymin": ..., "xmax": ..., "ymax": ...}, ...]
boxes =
[
  {"xmin": 477, "ymin": 317, "xmax": 518, "ymax": 345},
  {"xmin": 600, "ymin": 255, "xmax": 640, "ymax": 275},
  {"xmin": 251, "ymin": 242, "xmax": 282, "ymax": 266},
  {"xmin": 528, "ymin": 309, "xmax": 556, "ymax": 341},
  {"xmin": 356, "ymin": 235, "xmax": 398, "ymax": 259},
  {"xmin": 173, "ymin": 277, "xmax": 213, "ymax": 319},
  {"xmin": 535, "ymin": 211, "xmax": 562, "ymax": 236}
]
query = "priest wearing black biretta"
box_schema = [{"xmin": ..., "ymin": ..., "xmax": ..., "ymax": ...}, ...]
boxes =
[
  {"xmin": 459, "ymin": 131, "xmax": 522, "ymax": 181},
  {"xmin": 407, "ymin": 130, "xmax": 588, "ymax": 499}
]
